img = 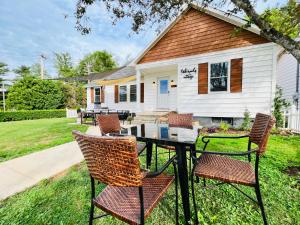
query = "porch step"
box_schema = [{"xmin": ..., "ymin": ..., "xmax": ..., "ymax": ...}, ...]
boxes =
[{"xmin": 133, "ymin": 111, "xmax": 170, "ymax": 124}]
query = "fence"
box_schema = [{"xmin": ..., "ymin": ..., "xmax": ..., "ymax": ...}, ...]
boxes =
[
  {"xmin": 283, "ymin": 106, "xmax": 300, "ymax": 133},
  {"xmin": 66, "ymin": 109, "xmax": 78, "ymax": 118}
]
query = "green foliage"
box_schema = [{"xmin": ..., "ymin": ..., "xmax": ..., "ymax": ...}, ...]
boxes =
[
  {"xmin": 13, "ymin": 65, "xmax": 31, "ymax": 78},
  {"xmin": 219, "ymin": 121, "xmax": 230, "ymax": 132},
  {"xmin": 261, "ymin": 0, "xmax": 300, "ymax": 39},
  {"xmin": 273, "ymin": 86, "xmax": 291, "ymax": 129},
  {"xmin": 240, "ymin": 109, "xmax": 251, "ymax": 131},
  {"xmin": 0, "ymin": 62, "xmax": 9, "ymax": 82},
  {"xmin": 6, "ymin": 76, "xmax": 65, "ymax": 110},
  {"xmin": 0, "ymin": 118, "xmax": 88, "ymax": 161},
  {"xmin": 60, "ymin": 82, "xmax": 86, "ymax": 108},
  {"xmin": 77, "ymin": 51, "xmax": 117, "ymax": 76},
  {"xmin": 54, "ymin": 52, "xmax": 78, "ymax": 78},
  {"xmin": 0, "ymin": 109, "xmax": 66, "ymax": 122}
]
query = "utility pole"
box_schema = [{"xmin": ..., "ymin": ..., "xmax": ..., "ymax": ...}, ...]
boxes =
[
  {"xmin": 40, "ymin": 54, "xmax": 47, "ymax": 79},
  {"xmin": 86, "ymin": 63, "xmax": 92, "ymax": 75},
  {"xmin": 2, "ymin": 81, "xmax": 5, "ymax": 112}
]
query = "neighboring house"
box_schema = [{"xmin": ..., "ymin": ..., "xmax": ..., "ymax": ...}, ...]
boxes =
[
  {"xmin": 86, "ymin": 4, "xmax": 285, "ymax": 126},
  {"xmin": 277, "ymin": 51, "xmax": 300, "ymax": 110}
]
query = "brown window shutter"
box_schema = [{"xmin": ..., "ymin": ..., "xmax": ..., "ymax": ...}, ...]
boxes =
[
  {"xmin": 230, "ymin": 58, "xmax": 243, "ymax": 93},
  {"xmin": 100, "ymin": 86, "xmax": 105, "ymax": 103},
  {"xmin": 198, "ymin": 63, "xmax": 208, "ymax": 94},
  {"xmin": 114, "ymin": 85, "xmax": 119, "ymax": 103},
  {"xmin": 140, "ymin": 83, "xmax": 144, "ymax": 103},
  {"xmin": 90, "ymin": 87, "xmax": 94, "ymax": 103}
]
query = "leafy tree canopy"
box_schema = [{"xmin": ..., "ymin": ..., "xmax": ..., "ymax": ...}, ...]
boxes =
[
  {"xmin": 13, "ymin": 65, "xmax": 32, "ymax": 78},
  {"xmin": 54, "ymin": 52, "xmax": 78, "ymax": 78},
  {"xmin": 262, "ymin": 0, "xmax": 300, "ymax": 39},
  {"xmin": 77, "ymin": 51, "xmax": 117, "ymax": 76},
  {"xmin": 0, "ymin": 62, "xmax": 9, "ymax": 82},
  {"xmin": 75, "ymin": 0, "xmax": 300, "ymax": 61}
]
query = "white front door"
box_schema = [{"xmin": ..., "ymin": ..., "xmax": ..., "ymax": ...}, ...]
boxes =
[{"xmin": 157, "ymin": 77, "xmax": 169, "ymax": 109}]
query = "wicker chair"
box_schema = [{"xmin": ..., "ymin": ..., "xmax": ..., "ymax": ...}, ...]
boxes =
[
  {"xmin": 155, "ymin": 113, "xmax": 193, "ymax": 171},
  {"xmin": 73, "ymin": 131, "xmax": 179, "ymax": 225},
  {"xmin": 97, "ymin": 114, "xmax": 146, "ymax": 154},
  {"xmin": 191, "ymin": 113, "xmax": 275, "ymax": 225}
]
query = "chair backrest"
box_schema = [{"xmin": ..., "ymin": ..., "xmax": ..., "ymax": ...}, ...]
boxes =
[
  {"xmin": 97, "ymin": 114, "xmax": 121, "ymax": 135},
  {"xmin": 73, "ymin": 131, "xmax": 142, "ymax": 187},
  {"xmin": 249, "ymin": 113, "xmax": 275, "ymax": 155},
  {"xmin": 168, "ymin": 113, "xmax": 193, "ymax": 127}
]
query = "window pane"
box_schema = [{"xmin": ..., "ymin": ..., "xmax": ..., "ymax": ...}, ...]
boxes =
[
  {"xmin": 119, "ymin": 86, "xmax": 127, "ymax": 102},
  {"xmin": 210, "ymin": 62, "xmax": 228, "ymax": 92},
  {"xmin": 210, "ymin": 62, "xmax": 228, "ymax": 78},
  {"xmin": 95, "ymin": 88, "xmax": 101, "ymax": 103},
  {"xmin": 130, "ymin": 85, "xmax": 137, "ymax": 102},
  {"xmin": 160, "ymin": 80, "xmax": 168, "ymax": 94}
]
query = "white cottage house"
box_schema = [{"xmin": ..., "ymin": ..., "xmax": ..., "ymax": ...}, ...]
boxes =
[{"xmin": 86, "ymin": 4, "xmax": 291, "ymax": 126}]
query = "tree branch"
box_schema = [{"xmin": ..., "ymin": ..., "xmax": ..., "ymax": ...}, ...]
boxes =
[{"xmin": 231, "ymin": 0, "xmax": 300, "ymax": 61}]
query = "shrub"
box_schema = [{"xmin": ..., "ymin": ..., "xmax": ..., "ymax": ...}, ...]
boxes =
[
  {"xmin": 220, "ymin": 121, "xmax": 230, "ymax": 132},
  {"xmin": 273, "ymin": 86, "xmax": 290, "ymax": 128},
  {"xmin": 6, "ymin": 76, "xmax": 65, "ymax": 110},
  {"xmin": 207, "ymin": 127, "xmax": 217, "ymax": 133},
  {"xmin": 240, "ymin": 109, "xmax": 251, "ymax": 131},
  {"xmin": 0, "ymin": 109, "xmax": 66, "ymax": 122}
]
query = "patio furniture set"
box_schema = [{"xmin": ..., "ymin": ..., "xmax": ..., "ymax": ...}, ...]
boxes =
[
  {"xmin": 79, "ymin": 109, "xmax": 132, "ymax": 126},
  {"xmin": 73, "ymin": 112, "xmax": 275, "ymax": 225}
]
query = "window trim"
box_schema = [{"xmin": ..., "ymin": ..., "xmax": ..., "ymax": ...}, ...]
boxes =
[
  {"xmin": 208, "ymin": 60, "xmax": 231, "ymax": 94},
  {"xmin": 94, "ymin": 87, "xmax": 101, "ymax": 103},
  {"xmin": 129, "ymin": 84, "xmax": 137, "ymax": 102},
  {"xmin": 119, "ymin": 85, "xmax": 128, "ymax": 102}
]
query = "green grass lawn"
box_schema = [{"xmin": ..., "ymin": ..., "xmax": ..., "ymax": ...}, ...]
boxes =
[
  {"xmin": 0, "ymin": 118, "xmax": 88, "ymax": 162},
  {"xmin": 0, "ymin": 135, "xmax": 299, "ymax": 225}
]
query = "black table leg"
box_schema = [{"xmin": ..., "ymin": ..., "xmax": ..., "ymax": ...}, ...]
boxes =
[
  {"xmin": 146, "ymin": 141, "xmax": 153, "ymax": 169},
  {"xmin": 176, "ymin": 144, "xmax": 191, "ymax": 224}
]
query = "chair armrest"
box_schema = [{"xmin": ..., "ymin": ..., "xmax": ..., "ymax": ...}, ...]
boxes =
[
  {"xmin": 145, "ymin": 155, "xmax": 177, "ymax": 178},
  {"xmin": 194, "ymin": 149, "xmax": 257, "ymax": 157},
  {"xmin": 201, "ymin": 135, "xmax": 249, "ymax": 143}
]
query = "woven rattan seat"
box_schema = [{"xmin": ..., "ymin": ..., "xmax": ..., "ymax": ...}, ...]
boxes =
[
  {"xmin": 194, "ymin": 154, "xmax": 255, "ymax": 186},
  {"xmin": 94, "ymin": 174, "xmax": 174, "ymax": 225}
]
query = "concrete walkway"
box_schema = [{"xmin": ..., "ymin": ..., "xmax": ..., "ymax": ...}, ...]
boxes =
[{"xmin": 0, "ymin": 126, "xmax": 100, "ymax": 201}]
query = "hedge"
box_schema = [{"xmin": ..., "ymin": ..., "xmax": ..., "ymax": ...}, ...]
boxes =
[{"xmin": 0, "ymin": 109, "xmax": 66, "ymax": 122}]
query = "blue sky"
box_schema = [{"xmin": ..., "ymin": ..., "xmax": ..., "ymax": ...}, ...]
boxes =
[{"xmin": 0, "ymin": 0, "xmax": 287, "ymax": 79}]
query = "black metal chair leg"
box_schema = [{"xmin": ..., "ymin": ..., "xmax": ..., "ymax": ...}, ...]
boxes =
[
  {"xmin": 255, "ymin": 184, "xmax": 268, "ymax": 225},
  {"xmin": 203, "ymin": 178, "xmax": 206, "ymax": 187},
  {"xmin": 168, "ymin": 150, "xmax": 171, "ymax": 160},
  {"xmin": 89, "ymin": 202, "xmax": 94, "ymax": 225},
  {"xmin": 173, "ymin": 162, "xmax": 179, "ymax": 225},
  {"xmin": 191, "ymin": 173, "xmax": 199, "ymax": 224}
]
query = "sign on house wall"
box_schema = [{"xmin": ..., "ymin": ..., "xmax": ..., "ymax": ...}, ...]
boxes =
[
  {"xmin": 178, "ymin": 64, "xmax": 198, "ymax": 94},
  {"xmin": 180, "ymin": 66, "xmax": 197, "ymax": 80}
]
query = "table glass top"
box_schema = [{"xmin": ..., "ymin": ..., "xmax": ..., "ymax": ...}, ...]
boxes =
[{"xmin": 120, "ymin": 123, "xmax": 200, "ymax": 145}]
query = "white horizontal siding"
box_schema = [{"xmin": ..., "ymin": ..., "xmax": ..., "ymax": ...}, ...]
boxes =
[
  {"xmin": 176, "ymin": 44, "xmax": 275, "ymax": 118},
  {"xmin": 143, "ymin": 70, "xmax": 177, "ymax": 111},
  {"xmin": 277, "ymin": 53, "xmax": 297, "ymax": 103},
  {"xmin": 104, "ymin": 81, "xmax": 140, "ymax": 112}
]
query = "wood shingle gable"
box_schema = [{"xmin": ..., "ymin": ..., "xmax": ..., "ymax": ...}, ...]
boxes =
[{"xmin": 137, "ymin": 8, "xmax": 269, "ymax": 64}]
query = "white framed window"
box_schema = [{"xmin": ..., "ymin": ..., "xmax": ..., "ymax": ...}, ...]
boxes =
[
  {"xmin": 130, "ymin": 85, "xmax": 137, "ymax": 102},
  {"xmin": 94, "ymin": 87, "xmax": 101, "ymax": 103},
  {"xmin": 209, "ymin": 61, "xmax": 230, "ymax": 92},
  {"xmin": 119, "ymin": 85, "xmax": 127, "ymax": 102}
]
